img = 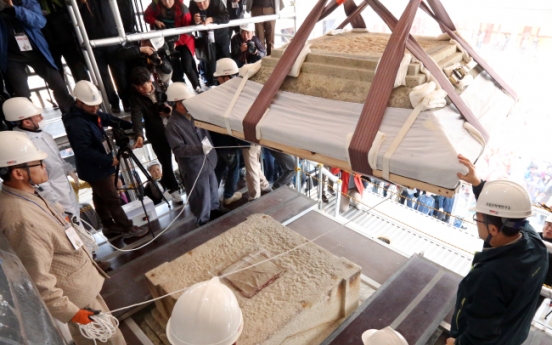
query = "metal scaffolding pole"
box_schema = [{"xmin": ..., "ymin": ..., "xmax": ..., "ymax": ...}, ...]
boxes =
[{"xmin": 67, "ymin": 0, "xmax": 111, "ymax": 112}]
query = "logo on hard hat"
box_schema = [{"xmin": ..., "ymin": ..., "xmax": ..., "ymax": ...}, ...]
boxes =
[
  {"xmin": 7, "ymin": 160, "xmax": 16, "ymax": 164},
  {"xmin": 489, "ymin": 210, "xmax": 499, "ymax": 215},
  {"xmin": 91, "ymin": 95, "xmax": 96, "ymax": 100},
  {"xmin": 486, "ymin": 203, "xmax": 510, "ymax": 210}
]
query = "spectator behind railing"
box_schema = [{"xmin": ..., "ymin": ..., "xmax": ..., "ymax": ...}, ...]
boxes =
[
  {"xmin": 144, "ymin": 0, "xmax": 201, "ymax": 92},
  {"xmin": 0, "ymin": 0, "xmax": 74, "ymax": 113},
  {"xmin": 38, "ymin": 0, "xmax": 90, "ymax": 82},
  {"xmin": 189, "ymin": 0, "xmax": 230, "ymax": 87},
  {"xmin": 246, "ymin": 0, "xmax": 285, "ymax": 56},
  {"xmin": 226, "ymin": 0, "xmax": 244, "ymax": 40},
  {"xmin": 230, "ymin": 21, "xmax": 266, "ymax": 68},
  {"xmin": 76, "ymin": 0, "xmax": 129, "ymax": 112}
]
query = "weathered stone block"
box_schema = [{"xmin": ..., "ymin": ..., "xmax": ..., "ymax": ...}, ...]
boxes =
[{"xmin": 145, "ymin": 214, "xmax": 361, "ymax": 345}]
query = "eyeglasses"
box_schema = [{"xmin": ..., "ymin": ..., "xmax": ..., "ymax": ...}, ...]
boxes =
[
  {"xmin": 26, "ymin": 161, "xmax": 44, "ymax": 169},
  {"xmin": 472, "ymin": 213, "xmax": 486, "ymax": 224}
]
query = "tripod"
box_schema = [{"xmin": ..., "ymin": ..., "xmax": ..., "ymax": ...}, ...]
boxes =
[{"xmin": 114, "ymin": 145, "xmax": 171, "ymax": 240}]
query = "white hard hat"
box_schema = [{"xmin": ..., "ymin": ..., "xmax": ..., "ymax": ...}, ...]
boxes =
[
  {"xmin": 150, "ymin": 36, "xmax": 165, "ymax": 51},
  {"xmin": 469, "ymin": 180, "xmax": 534, "ymax": 218},
  {"xmin": 166, "ymin": 277, "xmax": 243, "ymax": 345},
  {"xmin": 0, "ymin": 131, "xmax": 48, "ymax": 168},
  {"xmin": 213, "ymin": 58, "xmax": 239, "ymax": 77},
  {"xmin": 166, "ymin": 82, "xmax": 195, "ymax": 102},
  {"xmin": 546, "ymin": 214, "xmax": 552, "ymax": 223},
  {"xmin": 362, "ymin": 327, "xmax": 408, "ymax": 345},
  {"xmin": 3, "ymin": 97, "xmax": 41, "ymax": 121},
  {"xmin": 73, "ymin": 80, "xmax": 102, "ymax": 106},
  {"xmin": 240, "ymin": 22, "xmax": 255, "ymax": 32},
  {"xmin": 193, "ymin": 0, "xmax": 206, "ymax": 2}
]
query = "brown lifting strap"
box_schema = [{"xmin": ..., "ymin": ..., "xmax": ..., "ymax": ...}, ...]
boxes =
[
  {"xmin": 343, "ymin": 0, "xmax": 367, "ymax": 29},
  {"xmin": 347, "ymin": 0, "xmax": 490, "ymax": 175},
  {"xmin": 348, "ymin": 0, "xmax": 422, "ymax": 175},
  {"xmin": 242, "ymin": 0, "xmax": 334, "ymax": 142},
  {"xmin": 420, "ymin": 0, "xmax": 519, "ymax": 101},
  {"xmin": 337, "ymin": 1, "xmax": 370, "ymax": 30}
]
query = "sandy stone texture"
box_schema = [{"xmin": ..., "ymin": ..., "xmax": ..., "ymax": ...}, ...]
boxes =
[
  {"xmin": 145, "ymin": 214, "xmax": 361, "ymax": 345},
  {"xmin": 250, "ymin": 31, "xmax": 461, "ymax": 108}
]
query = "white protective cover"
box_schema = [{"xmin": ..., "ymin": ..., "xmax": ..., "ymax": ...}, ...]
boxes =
[{"xmin": 184, "ymin": 72, "xmax": 515, "ymax": 189}]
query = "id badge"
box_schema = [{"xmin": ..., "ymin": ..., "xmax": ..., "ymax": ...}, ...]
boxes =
[
  {"xmin": 65, "ymin": 224, "xmax": 84, "ymax": 250},
  {"xmin": 102, "ymin": 139, "xmax": 111, "ymax": 154},
  {"xmin": 15, "ymin": 33, "xmax": 33, "ymax": 51}
]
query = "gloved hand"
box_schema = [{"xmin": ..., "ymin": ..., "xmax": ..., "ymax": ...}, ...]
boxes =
[
  {"xmin": 68, "ymin": 171, "xmax": 80, "ymax": 188},
  {"xmin": 70, "ymin": 308, "xmax": 99, "ymax": 325}
]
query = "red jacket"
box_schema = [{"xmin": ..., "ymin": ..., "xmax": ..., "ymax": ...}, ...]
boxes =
[{"xmin": 144, "ymin": 0, "xmax": 195, "ymax": 55}]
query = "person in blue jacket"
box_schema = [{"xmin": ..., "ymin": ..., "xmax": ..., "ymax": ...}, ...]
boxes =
[
  {"xmin": 63, "ymin": 80, "xmax": 147, "ymax": 239},
  {"xmin": 447, "ymin": 154, "xmax": 548, "ymax": 345},
  {"xmin": 0, "ymin": 0, "xmax": 73, "ymax": 113}
]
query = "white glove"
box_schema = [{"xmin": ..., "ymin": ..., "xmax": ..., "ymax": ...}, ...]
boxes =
[
  {"xmin": 69, "ymin": 171, "xmax": 80, "ymax": 187},
  {"xmin": 201, "ymin": 137, "xmax": 213, "ymax": 155}
]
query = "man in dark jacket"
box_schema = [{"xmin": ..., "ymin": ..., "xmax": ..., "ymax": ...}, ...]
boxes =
[
  {"xmin": 77, "ymin": 0, "xmax": 129, "ymax": 112},
  {"xmin": 448, "ymin": 154, "xmax": 548, "ymax": 345},
  {"xmin": 128, "ymin": 67, "xmax": 183, "ymax": 204},
  {"xmin": 190, "ymin": 0, "xmax": 229, "ymax": 86},
  {"xmin": 0, "ymin": 0, "xmax": 73, "ymax": 113},
  {"xmin": 63, "ymin": 80, "xmax": 148, "ymax": 239},
  {"xmin": 37, "ymin": 0, "xmax": 89, "ymax": 82},
  {"xmin": 536, "ymin": 214, "xmax": 552, "ymax": 311},
  {"xmin": 226, "ymin": 0, "xmax": 244, "ymax": 39},
  {"xmin": 230, "ymin": 22, "xmax": 266, "ymax": 68}
]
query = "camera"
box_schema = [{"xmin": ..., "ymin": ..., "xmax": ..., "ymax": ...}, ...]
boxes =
[
  {"xmin": 200, "ymin": 14, "xmax": 207, "ymax": 23},
  {"xmin": 111, "ymin": 122, "xmax": 135, "ymax": 148},
  {"xmin": 247, "ymin": 40, "xmax": 256, "ymax": 54},
  {"xmin": 155, "ymin": 93, "xmax": 171, "ymax": 115},
  {"xmin": 148, "ymin": 52, "xmax": 162, "ymax": 66}
]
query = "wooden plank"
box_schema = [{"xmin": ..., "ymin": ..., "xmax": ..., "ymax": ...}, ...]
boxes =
[
  {"xmin": 322, "ymin": 255, "xmax": 461, "ymax": 345},
  {"xmin": 194, "ymin": 120, "xmax": 457, "ymax": 197}
]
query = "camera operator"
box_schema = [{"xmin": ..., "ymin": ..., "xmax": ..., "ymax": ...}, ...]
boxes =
[
  {"xmin": 117, "ymin": 37, "xmax": 173, "ymax": 88},
  {"xmin": 63, "ymin": 80, "xmax": 148, "ymax": 240},
  {"xmin": 190, "ymin": 0, "xmax": 230, "ymax": 86},
  {"xmin": 230, "ymin": 22, "xmax": 266, "ymax": 68},
  {"xmin": 144, "ymin": 0, "xmax": 201, "ymax": 92},
  {"xmin": 128, "ymin": 67, "xmax": 184, "ymax": 205}
]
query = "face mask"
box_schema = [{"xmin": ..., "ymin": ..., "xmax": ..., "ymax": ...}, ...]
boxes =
[{"xmin": 37, "ymin": 120, "xmax": 45, "ymax": 130}]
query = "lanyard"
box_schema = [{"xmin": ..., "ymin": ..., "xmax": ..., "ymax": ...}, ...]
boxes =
[{"xmin": 2, "ymin": 189, "xmax": 67, "ymax": 227}]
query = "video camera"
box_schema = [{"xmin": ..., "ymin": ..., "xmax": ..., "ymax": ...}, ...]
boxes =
[{"xmin": 111, "ymin": 122, "xmax": 135, "ymax": 148}]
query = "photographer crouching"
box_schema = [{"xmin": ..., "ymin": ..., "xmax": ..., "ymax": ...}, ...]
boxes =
[
  {"xmin": 230, "ymin": 22, "xmax": 266, "ymax": 68},
  {"xmin": 128, "ymin": 67, "xmax": 184, "ymax": 205}
]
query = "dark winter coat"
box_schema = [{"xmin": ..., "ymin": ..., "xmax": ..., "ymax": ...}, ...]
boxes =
[{"xmin": 63, "ymin": 104, "xmax": 132, "ymax": 182}]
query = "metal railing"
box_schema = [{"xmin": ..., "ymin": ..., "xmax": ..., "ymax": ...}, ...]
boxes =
[{"xmin": 65, "ymin": 0, "xmax": 297, "ymax": 112}]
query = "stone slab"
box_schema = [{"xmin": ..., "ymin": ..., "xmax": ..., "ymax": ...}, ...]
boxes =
[{"xmin": 145, "ymin": 214, "xmax": 361, "ymax": 345}]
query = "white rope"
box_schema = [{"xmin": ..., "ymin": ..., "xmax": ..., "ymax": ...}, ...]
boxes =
[
  {"xmin": 79, "ymin": 313, "xmax": 120, "ymax": 344},
  {"xmin": 101, "ymin": 145, "xmax": 247, "ymax": 253},
  {"xmin": 79, "ymin": 191, "xmax": 391, "ymax": 343}
]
